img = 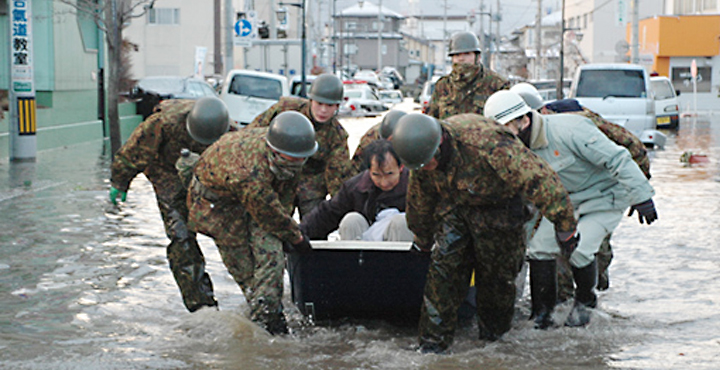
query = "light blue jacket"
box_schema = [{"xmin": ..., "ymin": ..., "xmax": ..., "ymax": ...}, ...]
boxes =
[{"xmin": 529, "ymin": 112, "xmax": 654, "ymax": 215}]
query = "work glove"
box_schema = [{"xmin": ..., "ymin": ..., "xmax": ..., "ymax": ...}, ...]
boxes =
[
  {"xmin": 628, "ymin": 199, "xmax": 658, "ymax": 225},
  {"xmin": 410, "ymin": 241, "xmax": 433, "ymax": 253},
  {"xmin": 555, "ymin": 230, "xmax": 580, "ymax": 260},
  {"xmin": 283, "ymin": 233, "xmax": 312, "ymax": 254},
  {"xmin": 109, "ymin": 186, "xmax": 127, "ymax": 206}
]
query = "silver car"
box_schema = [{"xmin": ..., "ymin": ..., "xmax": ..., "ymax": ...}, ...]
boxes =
[{"xmin": 338, "ymin": 85, "xmax": 389, "ymax": 118}]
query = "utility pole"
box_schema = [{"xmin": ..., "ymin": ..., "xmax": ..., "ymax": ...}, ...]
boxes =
[
  {"xmin": 535, "ymin": 0, "xmax": 542, "ymax": 79},
  {"xmin": 630, "ymin": 0, "xmax": 639, "ymax": 64},
  {"xmin": 225, "ymin": 0, "xmax": 234, "ymax": 74},
  {"xmin": 479, "ymin": 0, "xmax": 484, "ymax": 56},
  {"xmin": 557, "ymin": 0, "xmax": 565, "ymax": 99},
  {"xmin": 270, "ymin": 0, "xmax": 277, "ymax": 39},
  {"xmin": 214, "ymin": 0, "xmax": 223, "ymax": 74},
  {"xmin": 332, "ymin": 0, "xmax": 337, "ymax": 73},
  {"xmin": 377, "ymin": 0, "xmax": 383, "ymax": 71},
  {"xmin": 443, "ymin": 0, "xmax": 448, "ymax": 72},
  {"xmin": 495, "ymin": 0, "xmax": 501, "ymax": 70}
]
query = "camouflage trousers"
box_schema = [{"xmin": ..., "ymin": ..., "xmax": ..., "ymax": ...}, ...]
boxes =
[
  {"xmin": 296, "ymin": 173, "xmax": 329, "ymax": 220},
  {"xmin": 214, "ymin": 220, "xmax": 288, "ymax": 334},
  {"xmin": 557, "ymin": 234, "xmax": 614, "ymax": 302},
  {"xmin": 157, "ymin": 197, "xmax": 217, "ymax": 312},
  {"xmin": 418, "ymin": 205, "xmax": 526, "ymax": 351}
]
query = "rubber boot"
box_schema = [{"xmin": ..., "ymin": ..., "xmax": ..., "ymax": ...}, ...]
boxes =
[
  {"xmin": 529, "ymin": 259, "xmax": 557, "ymax": 329},
  {"xmin": 565, "ymin": 260, "xmax": 598, "ymax": 327}
]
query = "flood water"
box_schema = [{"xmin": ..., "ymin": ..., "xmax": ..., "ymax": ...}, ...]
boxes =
[{"xmin": 1, "ymin": 100, "xmax": 719, "ymax": 369}]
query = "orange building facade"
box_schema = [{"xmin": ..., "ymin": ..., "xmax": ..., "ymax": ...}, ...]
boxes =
[{"xmin": 630, "ymin": 15, "xmax": 720, "ymax": 92}]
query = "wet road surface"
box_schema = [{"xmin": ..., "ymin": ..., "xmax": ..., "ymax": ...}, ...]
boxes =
[{"xmin": 0, "ymin": 99, "xmax": 719, "ymax": 369}]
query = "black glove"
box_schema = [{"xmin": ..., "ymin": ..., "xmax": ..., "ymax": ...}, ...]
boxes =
[
  {"xmin": 628, "ymin": 199, "xmax": 658, "ymax": 225},
  {"xmin": 410, "ymin": 241, "xmax": 432, "ymax": 253},
  {"xmin": 555, "ymin": 230, "xmax": 580, "ymax": 259},
  {"xmin": 283, "ymin": 234, "xmax": 312, "ymax": 254}
]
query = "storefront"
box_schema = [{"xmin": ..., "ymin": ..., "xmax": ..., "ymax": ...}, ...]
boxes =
[{"xmin": 633, "ymin": 15, "xmax": 720, "ymax": 93}]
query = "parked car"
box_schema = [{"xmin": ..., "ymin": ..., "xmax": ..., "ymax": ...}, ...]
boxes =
[
  {"xmin": 529, "ymin": 79, "xmax": 572, "ymax": 103},
  {"xmin": 378, "ymin": 89, "xmax": 404, "ymax": 106},
  {"xmin": 130, "ymin": 76, "xmax": 219, "ymax": 119},
  {"xmin": 650, "ymin": 76, "xmax": 681, "ymax": 129},
  {"xmin": 290, "ymin": 75, "xmax": 318, "ymax": 97},
  {"xmin": 418, "ymin": 75, "xmax": 441, "ymax": 114},
  {"xmin": 338, "ymin": 85, "xmax": 389, "ymax": 117},
  {"xmin": 220, "ymin": 70, "xmax": 289, "ymax": 127},
  {"xmin": 381, "ymin": 67, "xmax": 405, "ymax": 89},
  {"xmin": 353, "ymin": 69, "xmax": 381, "ymax": 89},
  {"xmin": 569, "ymin": 63, "xmax": 666, "ymax": 148}
]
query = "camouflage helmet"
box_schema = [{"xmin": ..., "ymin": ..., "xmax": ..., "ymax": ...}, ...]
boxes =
[
  {"xmin": 266, "ymin": 111, "xmax": 319, "ymax": 158},
  {"xmin": 448, "ymin": 31, "xmax": 482, "ymax": 56},
  {"xmin": 390, "ymin": 113, "xmax": 442, "ymax": 170},
  {"xmin": 510, "ymin": 83, "xmax": 544, "ymax": 110},
  {"xmin": 379, "ymin": 110, "xmax": 407, "ymax": 139},
  {"xmin": 307, "ymin": 74, "xmax": 344, "ymax": 105},
  {"xmin": 484, "ymin": 90, "xmax": 532, "ymax": 125},
  {"xmin": 186, "ymin": 96, "xmax": 230, "ymax": 145}
]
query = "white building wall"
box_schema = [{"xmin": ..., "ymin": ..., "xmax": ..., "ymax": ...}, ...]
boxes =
[
  {"xmin": 124, "ymin": 0, "xmax": 244, "ymax": 79},
  {"xmin": 566, "ymin": 0, "xmax": 663, "ymax": 71}
]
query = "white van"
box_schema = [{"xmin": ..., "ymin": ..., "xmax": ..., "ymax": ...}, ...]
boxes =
[
  {"xmin": 650, "ymin": 76, "xmax": 681, "ymax": 130},
  {"xmin": 220, "ymin": 70, "xmax": 290, "ymax": 127},
  {"xmin": 570, "ymin": 63, "xmax": 666, "ymax": 148}
]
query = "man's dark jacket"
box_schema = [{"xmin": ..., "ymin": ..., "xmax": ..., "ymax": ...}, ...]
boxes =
[{"xmin": 300, "ymin": 168, "xmax": 409, "ymax": 239}]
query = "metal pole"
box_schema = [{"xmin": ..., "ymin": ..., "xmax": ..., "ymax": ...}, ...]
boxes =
[
  {"xmin": 270, "ymin": 0, "xmax": 277, "ymax": 39},
  {"xmin": 332, "ymin": 0, "xmax": 337, "ymax": 73},
  {"xmin": 300, "ymin": 0, "xmax": 307, "ymax": 97},
  {"xmin": 495, "ymin": 0, "xmax": 500, "ymax": 70},
  {"xmin": 479, "ymin": 0, "xmax": 485, "ymax": 63},
  {"xmin": 214, "ymin": 0, "xmax": 223, "ymax": 73},
  {"xmin": 225, "ymin": 0, "xmax": 234, "ymax": 74},
  {"xmin": 377, "ymin": 0, "xmax": 383, "ymax": 72},
  {"xmin": 443, "ymin": 0, "xmax": 447, "ymax": 72},
  {"xmin": 557, "ymin": 0, "xmax": 565, "ymax": 99},
  {"xmin": 631, "ymin": 0, "xmax": 639, "ymax": 64},
  {"xmin": 535, "ymin": 0, "xmax": 542, "ymax": 80}
]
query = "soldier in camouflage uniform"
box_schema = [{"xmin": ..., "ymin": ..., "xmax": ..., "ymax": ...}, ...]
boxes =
[
  {"xmin": 109, "ymin": 97, "xmax": 230, "ymax": 312},
  {"xmin": 425, "ymin": 31, "xmax": 510, "ymax": 119},
  {"xmin": 186, "ymin": 111, "xmax": 317, "ymax": 335},
  {"xmin": 542, "ymin": 98, "xmax": 652, "ymax": 297},
  {"xmin": 390, "ymin": 113, "xmax": 578, "ymax": 353},
  {"xmin": 485, "ymin": 91, "xmax": 657, "ymax": 329},
  {"xmin": 350, "ymin": 110, "xmax": 407, "ymax": 172},
  {"xmin": 247, "ymin": 73, "xmax": 353, "ymax": 219}
]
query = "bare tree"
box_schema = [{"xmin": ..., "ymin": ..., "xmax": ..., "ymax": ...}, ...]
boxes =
[{"xmin": 57, "ymin": 0, "xmax": 154, "ymax": 157}]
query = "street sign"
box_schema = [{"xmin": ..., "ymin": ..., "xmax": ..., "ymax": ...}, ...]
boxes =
[
  {"xmin": 234, "ymin": 10, "xmax": 258, "ymax": 47},
  {"xmin": 616, "ymin": 0, "xmax": 627, "ymax": 26}
]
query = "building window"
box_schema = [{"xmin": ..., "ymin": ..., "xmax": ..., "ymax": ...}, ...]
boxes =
[
  {"xmin": 345, "ymin": 21, "xmax": 357, "ymax": 31},
  {"xmin": 583, "ymin": 14, "xmax": 588, "ymax": 29},
  {"xmin": 148, "ymin": 8, "xmax": 180, "ymax": 25},
  {"xmin": 702, "ymin": 0, "xmax": 716, "ymax": 11}
]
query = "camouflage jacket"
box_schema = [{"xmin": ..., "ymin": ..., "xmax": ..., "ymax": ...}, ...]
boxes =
[
  {"xmin": 187, "ymin": 128, "xmax": 302, "ymax": 245},
  {"xmin": 407, "ymin": 114, "xmax": 577, "ymax": 246},
  {"xmin": 426, "ymin": 66, "xmax": 510, "ymax": 119},
  {"xmin": 350, "ymin": 123, "xmax": 382, "ymax": 172},
  {"xmin": 578, "ymin": 108, "xmax": 651, "ymax": 179},
  {"xmin": 247, "ymin": 97, "xmax": 353, "ymax": 195},
  {"xmin": 111, "ymin": 99, "xmax": 209, "ymax": 205}
]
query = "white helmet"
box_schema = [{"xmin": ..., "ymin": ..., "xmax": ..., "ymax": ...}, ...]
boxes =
[
  {"xmin": 484, "ymin": 90, "xmax": 532, "ymax": 125},
  {"xmin": 510, "ymin": 83, "xmax": 544, "ymax": 110}
]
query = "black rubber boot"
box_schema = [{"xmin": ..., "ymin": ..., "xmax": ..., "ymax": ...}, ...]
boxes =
[
  {"xmin": 529, "ymin": 259, "xmax": 557, "ymax": 329},
  {"xmin": 565, "ymin": 260, "xmax": 598, "ymax": 327}
]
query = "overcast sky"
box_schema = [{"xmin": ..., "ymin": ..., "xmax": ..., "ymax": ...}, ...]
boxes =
[{"xmin": 327, "ymin": 0, "xmax": 556, "ymax": 36}]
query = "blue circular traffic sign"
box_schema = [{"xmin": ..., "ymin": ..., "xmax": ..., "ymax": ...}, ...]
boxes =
[{"xmin": 235, "ymin": 19, "xmax": 252, "ymax": 37}]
